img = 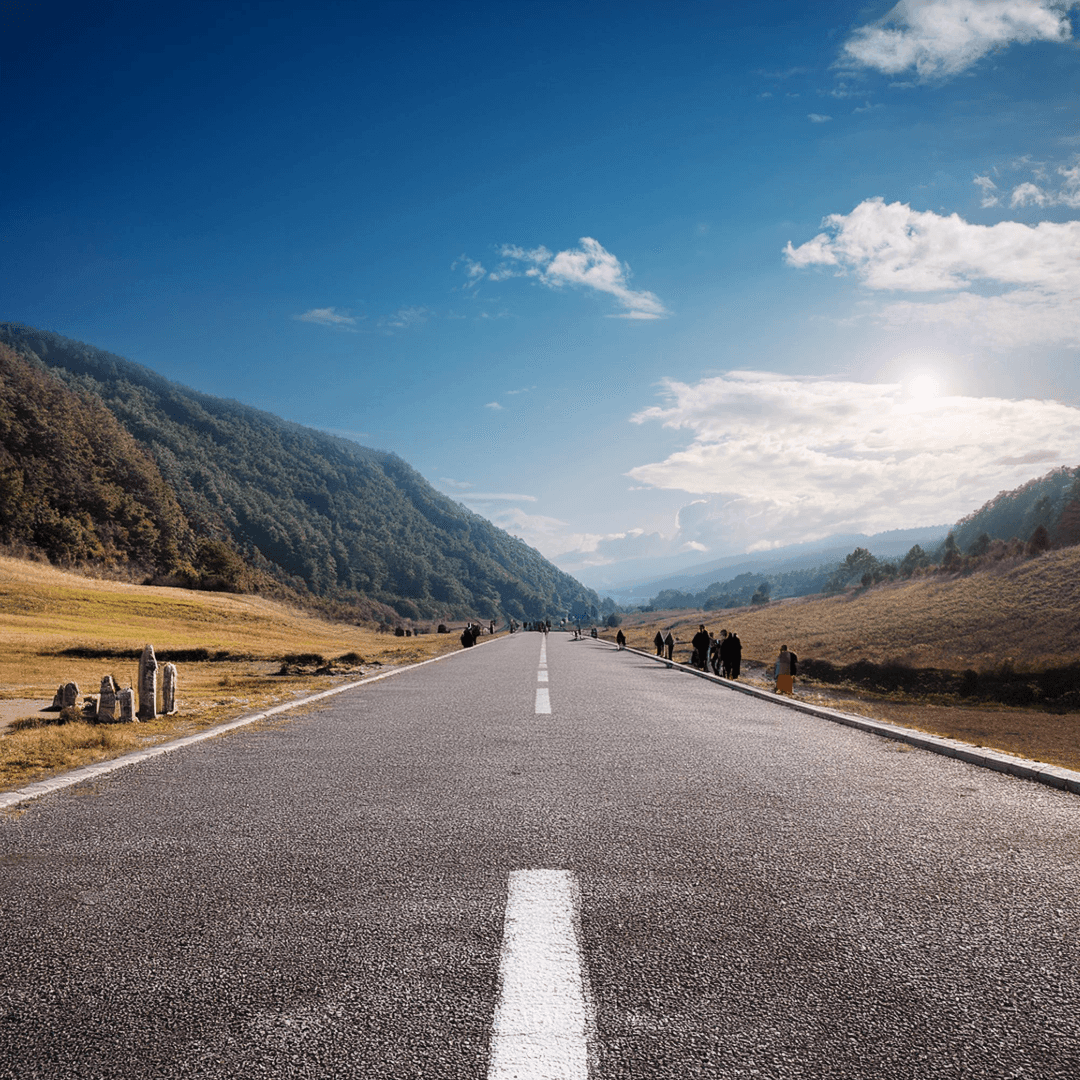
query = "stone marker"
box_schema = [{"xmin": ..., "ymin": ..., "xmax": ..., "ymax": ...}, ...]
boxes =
[
  {"xmin": 51, "ymin": 685, "xmax": 64, "ymax": 709},
  {"xmin": 162, "ymin": 663, "xmax": 177, "ymax": 715},
  {"xmin": 118, "ymin": 687, "xmax": 135, "ymax": 722},
  {"xmin": 98, "ymin": 675, "xmax": 118, "ymax": 721},
  {"xmin": 61, "ymin": 682, "xmax": 79, "ymax": 709},
  {"xmin": 138, "ymin": 643, "xmax": 157, "ymax": 720}
]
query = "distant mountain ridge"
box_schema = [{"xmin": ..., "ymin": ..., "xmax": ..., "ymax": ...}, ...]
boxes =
[
  {"xmin": 593, "ymin": 525, "xmax": 951, "ymax": 602},
  {"xmin": 0, "ymin": 323, "xmax": 598, "ymax": 622}
]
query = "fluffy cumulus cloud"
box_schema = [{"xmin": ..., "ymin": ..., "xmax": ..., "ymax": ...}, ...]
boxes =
[
  {"xmin": 1010, "ymin": 160, "xmax": 1080, "ymax": 208},
  {"xmin": 294, "ymin": 307, "xmax": 359, "ymax": 330},
  {"xmin": 841, "ymin": 0, "xmax": 1076, "ymax": 79},
  {"xmin": 627, "ymin": 371, "xmax": 1080, "ymax": 548},
  {"xmin": 488, "ymin": 238, "xmax": 668, "ymax": 319},
  {"xmin": 784, "ymin": 197, "xmax": 1080, "ymax": 347}
]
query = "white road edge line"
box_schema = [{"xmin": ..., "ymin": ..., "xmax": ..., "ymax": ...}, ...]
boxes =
[
  {"xmin": 0, "ymin": 639, "xmax": 495, "ymax": 811},
  {"xmin": 535, "ymin": 687, "xmax": 551, "ymax": 714},
  {"xmin": 488, "ymin": 869, "xmax": 593, "ymax": 1080}
]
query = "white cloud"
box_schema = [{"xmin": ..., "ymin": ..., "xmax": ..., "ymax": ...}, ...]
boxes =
[
  {"xmin": 381, "ymin": 306, "xmax": 430, "ymax": 329},
  {"xmin": 453, "ymin": 256, "xmax": 486, "ymax": 287},
  {"xmin": 841, "ymin": 0, "xmax": 1076, "ymax": 80},
  {"xmin": 484, "ymin": 401, "xmax": 504, "ymax": 410},
  {"xmin": 459, "ymin": 492, "xmax": 538, "ymax": 502},
  {"xmin": 974, "ymin": 174, "xmax": 1001, "ymax": 207},
  {"xmin": 295, "ymin": 307, "xmax": 359, "ymax": 330},
  {"xmin": 627, "ymin": 371, "xmax": 1080, "ymax": 548},
  {"xmin": 784, "ymin": 197, "xmax": 1080, "ymax": 347},
  {"xmin": 808, "ymin": 113, "xmax": 833, "ymax": 123},
  {"xmin": 492, "ymin": 237, "xmax": 669, "ymax": 319},
  {"xmin": 1009, "ymin": 160, "xmax": 1080, "ymax": 207}
]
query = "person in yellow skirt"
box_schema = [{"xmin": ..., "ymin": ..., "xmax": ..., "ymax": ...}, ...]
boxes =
[{"xmin": 775, "ymin": 645, "xmax": 794, "ymax": 695}]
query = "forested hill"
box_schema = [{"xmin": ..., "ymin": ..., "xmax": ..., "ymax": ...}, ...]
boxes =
[{"xmin": 0, "ymin": 324, "xmax": 598, "ymax": 622}]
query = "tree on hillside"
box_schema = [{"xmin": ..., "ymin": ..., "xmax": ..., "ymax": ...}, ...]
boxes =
[
  {"xmin": 899, "ymin": 544, "xmax": 930, "ymax": 576},
  {"xmin": 1026, "ymin": 523, "xmax": 1051, "ymax": 557},
  {"xmin": 750, "ymin": 580, "xmax": 771, "ymax": 604}
]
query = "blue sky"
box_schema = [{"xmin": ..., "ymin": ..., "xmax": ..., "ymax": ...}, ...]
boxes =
[{"xmin": 5, "ymin": 0, "xmax": 1080, "ymax": 590}]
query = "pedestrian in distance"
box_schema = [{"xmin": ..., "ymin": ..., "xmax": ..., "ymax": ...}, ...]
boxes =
[
  {"xmin": 654, "ymin": 630, "xmax": 665, "ymax": 656},
  {"xmin": 692, "ymin": 624, "xmax": 711, "ymax": 671},
  {"xmin": 710, "ymin": 633, "xmax": 723, "ymax": 675},
  {"xmin": 775, "ymin": 644, "xmax": 794, "ymax": 695},
  {"xmin": 718, "ymin": 630, "xmax": 732, "ymax": 677},
  {"xmin": 729, "ymin": 632, "xmax": 742, "ymax": 679},
  {"xmin": 664, "ymin": 630, "xmax": 675, "ymax": 660},
  {"xmin": 616, "ymin": 629, "xmax": 626, "ymax": 650}
]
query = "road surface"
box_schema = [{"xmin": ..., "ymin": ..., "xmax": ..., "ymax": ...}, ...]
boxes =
[{"xmin": 1, "ymin": 632, "xmax": 1078, "ymax": 1078}]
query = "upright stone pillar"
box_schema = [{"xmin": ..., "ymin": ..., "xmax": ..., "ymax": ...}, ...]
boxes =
[
  {"xmin": 138, "ymin": 643, "xmax": 157, "ymax": 720},
  {"xmin": 98, "ymin": 675, "xmax": 118, "ymax": 721},
  {"xmin": 162, "ymin": 663, "xmax": 177, "ymax": 715},
  {"xmin": 61, "ymin": 682, "xmax": 80, "ymax": 709},
  {"xmin": 118, "ymin": 687, "xmax": 135, "ymax": 722}
]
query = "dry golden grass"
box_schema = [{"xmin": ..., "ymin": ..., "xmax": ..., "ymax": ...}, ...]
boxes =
[
  {"xmin": 617, "ymin": 545, "xmax": 1080, "ymax": 672},
  {"xmin": 610, "ymin": 546, "xmax": 1080, "ymax": 772},
  {"xmin": 0, "ymin": 556, "xmax": 470, "ymax": 791}
]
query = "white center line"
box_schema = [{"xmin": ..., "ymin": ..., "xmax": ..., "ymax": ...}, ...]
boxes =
[
  {"xmin": 536, "ymin": 638, "xmax": 550, "ymax": 713},
  {"xmin": 488, "ymin": 870, "xmax": 593, "ymax": 1080}
]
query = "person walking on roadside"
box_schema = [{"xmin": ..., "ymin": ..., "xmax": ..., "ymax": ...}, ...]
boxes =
[
  {"xmin": 695, "ymin": 626, "xmax": 712, "ymax": 665},
  {"xmin": 729, "ymin": 632, "xmax": 742, "ymax": 679},
  {"xmin": 664, "ymin": 630, "xmax": 675, "ymax": 660},
  {"xmin": 775, "ymin": 644, "xmax": 794, "ymax": 694},
  {"xmin": 654, "ymin": 630, "xmax": 665, "ymax": 656},
  {"xmin": 616, "ymin": 628, "xmax": 626, "ymax": 649},
  {"xmin": 715, "ymin": 629, "xmax": 729, "ymax": 676},
  {"xmin": 710, "ymin": 634, "xmax": 723, "ymax": 675},
  {"xmin": 691, "ymin": 625, "xmax": 711, "ymax": 670}
]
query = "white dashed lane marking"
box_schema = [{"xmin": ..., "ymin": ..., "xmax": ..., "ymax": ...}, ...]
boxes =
[
  {"xmin": 536, "ymin": 637, "xmax": 550, "ymax": 714},
  {"xmin": 488, "ymin": 869, "xmax": 593, "ymax": 1079}
]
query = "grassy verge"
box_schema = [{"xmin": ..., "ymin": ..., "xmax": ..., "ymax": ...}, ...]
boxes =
[
  {"xmin": 0, "ymin": 556, "xmax": 475, "ymax": 792},
  {"xmin": 604, "ymin": 548, "xmax": 1080, "ymax": 775}
]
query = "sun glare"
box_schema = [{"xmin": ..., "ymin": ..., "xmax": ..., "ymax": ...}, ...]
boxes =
[{"xmin": 909, "ymin": 373, "xmax": 940, "ymax": 400}]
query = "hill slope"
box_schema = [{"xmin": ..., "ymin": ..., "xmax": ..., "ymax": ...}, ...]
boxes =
[{"xmin": 0, "ymin": 324, "xmax": 597, "ymax": 621}]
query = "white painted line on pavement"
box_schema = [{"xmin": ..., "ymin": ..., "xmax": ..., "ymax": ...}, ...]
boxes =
[
  {"xmin": 537, "ymin": 670, "xmax": 549, "ymax": 683},
  {"xmin": 535, "ymin": 687, "xmax": 551, "ymax": 714},
  {"xmin": 488, "ymin": 869, "xmax": 593, "ymax": 1080}
]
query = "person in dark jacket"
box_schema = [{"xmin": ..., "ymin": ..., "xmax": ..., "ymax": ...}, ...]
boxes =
[
  {"xmin": 728, "ymin": 632, "xmax": 742, "ymax": 679},
  {"xmin": 654, "ymin": 631, "xmax": 665, "ymax": 656},
  {"xmin": 616, "ymin": 629, "xmax": 626, "ymax": 649},
  {"xmin": 691, "ymin": 625, "xmax": 711, "ymax": 670},
  {"xmin": 664, "ymin": 630, "xmax": 675, "ymax": 660}
]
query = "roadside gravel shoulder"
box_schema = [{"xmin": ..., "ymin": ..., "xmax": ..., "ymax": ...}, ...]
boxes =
[
  {"xmin": 0, "ymin": 639, "xmax": 496, "ymax": 811},
  {"xmin": 618, "ymin": 644, "xmax": 1080, "ymax": 796}
]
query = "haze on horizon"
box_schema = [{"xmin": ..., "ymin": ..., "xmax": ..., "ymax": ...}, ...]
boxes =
[{"xmin": 5, "ymin": 1, "xmax": 1080, "ymax": 591}]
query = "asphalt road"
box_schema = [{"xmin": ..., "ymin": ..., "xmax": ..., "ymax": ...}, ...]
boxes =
[{"xmin": 1, "ymin": 632, "xmax": 1078, "ymax": 1079}]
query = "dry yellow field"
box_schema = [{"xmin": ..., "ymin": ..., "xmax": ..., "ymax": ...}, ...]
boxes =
[
  {"xmin": 0, "ymin": 556, "xmax": 470, "ymax": 790},
  {"xmin": 609, "ymin": 546, "xmax": 1080, "ymax": 772},
  {"xmin": 616, "ymin": 545, "xmax": 1080, "ymax": 672}
]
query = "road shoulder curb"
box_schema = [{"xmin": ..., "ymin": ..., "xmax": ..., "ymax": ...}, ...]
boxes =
[
  {"xmin": 616, "ymin": 644, "xmax": 1080, "ymax": 797},
  {"xmin": 0, "ymin": 639, "xmax": 493, "ymax": 811}
]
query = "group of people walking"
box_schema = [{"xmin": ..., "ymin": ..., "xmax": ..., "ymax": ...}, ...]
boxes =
[{"xmin": 649, "ymin": 625, "xmax": 742, "ymax": 678}]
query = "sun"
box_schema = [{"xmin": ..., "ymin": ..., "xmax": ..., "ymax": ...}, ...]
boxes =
[{"xmin": 908, "ymin": 373, "xmax": 941, "ymax": 400}]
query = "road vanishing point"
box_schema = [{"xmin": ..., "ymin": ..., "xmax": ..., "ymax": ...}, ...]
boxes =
[{"xmin": 2, "ymin": 632, "xmax": 1078, "ymax": 1078}]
